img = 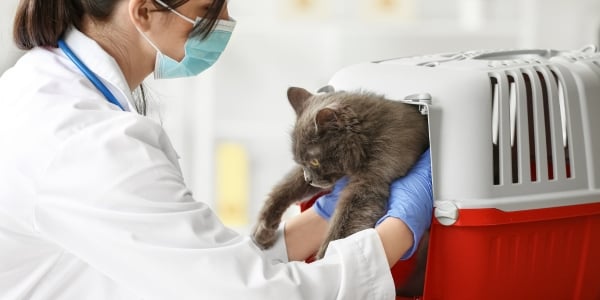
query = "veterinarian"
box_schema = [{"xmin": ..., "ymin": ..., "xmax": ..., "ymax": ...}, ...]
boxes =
[{"xmin": 0, "ymin": 0, "xmax": 433, "ymax": 299}]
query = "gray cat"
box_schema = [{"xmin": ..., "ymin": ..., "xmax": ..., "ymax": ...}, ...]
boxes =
[{"xmin": 252, "ymin": 86, "xmax": 429, "ymax": 294}]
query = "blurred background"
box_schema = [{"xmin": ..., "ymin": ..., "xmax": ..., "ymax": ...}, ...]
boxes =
[{"xmin": 2, "ymin": 0, "xmax": 600, "ymax": 232}]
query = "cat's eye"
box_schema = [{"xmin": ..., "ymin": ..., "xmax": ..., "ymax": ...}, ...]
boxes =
[{"xmin": 309, "ymin": 159, "xmax": 320, "ymax": 168}]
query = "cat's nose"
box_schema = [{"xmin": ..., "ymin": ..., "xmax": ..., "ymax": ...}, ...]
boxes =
[
  {"xmin": 303, "ymin": 169, "xmax": 312, "ymax": 184},
  {"xmin": 304, "ymin": 175, "xmax": 312, "ymax": 184}
]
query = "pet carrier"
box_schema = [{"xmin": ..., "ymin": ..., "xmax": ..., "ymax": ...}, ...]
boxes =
[{"xmin": 320, "ymin": 47, "xmax": 600, "ymax": 299}]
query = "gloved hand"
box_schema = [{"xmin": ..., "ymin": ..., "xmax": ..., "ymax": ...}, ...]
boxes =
[
  {"xmin": 313, "ymin": 176, "xmax": 349, "ymax": 221},
  {"xmin": 377, "ymin": 148, "xmax": 432, "ymax": 259},
  {"xmin": 313, "ymin": 148, "xmax": 433, "ymax": 259}
]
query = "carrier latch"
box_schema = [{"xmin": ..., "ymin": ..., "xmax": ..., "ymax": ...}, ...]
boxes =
[
  {"xmin": 402, "ymin": 93, "xmax": 432, "ymax": 115},
  {"xmin": 434, "ymin": 200, "xmax": 459, "ymax": 226}
]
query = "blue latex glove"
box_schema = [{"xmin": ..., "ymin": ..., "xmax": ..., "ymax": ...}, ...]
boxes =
[
  {"xmin": 313, "ymin": 148, "xmax": 433, "ymax": 259},
  {"xmin": 313, "ymin": 176, "xmax": 349, "ymax": 221},
  {"xmin": 377, "ymin": 148, "xmax": 432, "ymax": 259}
]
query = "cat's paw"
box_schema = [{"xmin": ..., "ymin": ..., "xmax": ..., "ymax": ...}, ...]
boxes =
[{"xmin": 252, "ymin": 221, "xmax": 278, "ymax": 250}]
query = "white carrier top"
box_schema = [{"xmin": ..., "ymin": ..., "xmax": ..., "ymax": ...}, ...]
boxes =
[{"xmin": 326, "ymin": 47, "xmax": 600, "ymax": 224}]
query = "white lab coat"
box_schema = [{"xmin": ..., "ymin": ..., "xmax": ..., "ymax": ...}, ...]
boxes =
[{"xmin": 0, "ymin": 28, "xmax": 394, "ymax": 299}]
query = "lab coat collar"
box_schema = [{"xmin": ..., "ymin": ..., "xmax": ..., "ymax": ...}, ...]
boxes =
[{"xmin": 61, "ymin": 27, "xmax": 135, "ymax": 112}]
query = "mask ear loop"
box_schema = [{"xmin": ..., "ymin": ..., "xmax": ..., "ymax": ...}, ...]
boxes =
[
  {"xmin": 135, "ymin": 25, "xmax": 162, "ymax": 55},
  {"xmin": 153, "ymin": 0, "xmax": 197, "ymax": 25}
]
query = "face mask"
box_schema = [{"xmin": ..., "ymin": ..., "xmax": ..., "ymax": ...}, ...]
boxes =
[{"xmin": 140, "ymin": 0, "xmax": 236, "ymax": 79}]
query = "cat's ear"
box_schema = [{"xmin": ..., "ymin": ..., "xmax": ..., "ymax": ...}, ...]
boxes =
[
  {"xmin": 287, "ymin": 87, "xmax": 313, "ymax": 116},
  {"xmin": 315, "ymin": 107, "xmax": 339, "ymax": 129}
]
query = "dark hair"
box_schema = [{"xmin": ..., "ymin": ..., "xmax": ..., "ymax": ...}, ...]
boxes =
[
  {"xmin": 13, "ymin": 0, "xmax": 227, "ymax": 49},
  {"xmin": 13, "ymin": 0, "xmax": 226, "ymax": 115}
]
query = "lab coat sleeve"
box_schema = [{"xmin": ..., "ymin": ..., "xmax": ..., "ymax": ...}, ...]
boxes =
[
  {"xmin": 33, "ymin": 114, "xmax": 395, "ymax": 300},
  {"xmin": 261, "ymin": 223, "xmax": 289, "ymax": 264}
]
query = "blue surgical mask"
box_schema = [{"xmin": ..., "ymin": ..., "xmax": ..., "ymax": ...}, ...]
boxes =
[{"xmin": 139, "ymin": 0, "xmax": 236, "ymax": 79}]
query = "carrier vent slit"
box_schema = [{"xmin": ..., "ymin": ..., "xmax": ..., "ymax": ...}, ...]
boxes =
[
  {"xmin": 491, "ymin": 77, "xmax": 500, "ymax": 185},
  {"xmin": 551, "ymin": 70, "xmax": 572, "ymax": 178},
  {"xmin": 508, "ymin": 76, "xmax": 519, "ymax": 183},
  {"xmin": 523, "ymin": 73, "xmax": 537, "ymax": 182},
  {"xmin": 537, "ymin": 71, "xmax": 555, "ymax": 180}
]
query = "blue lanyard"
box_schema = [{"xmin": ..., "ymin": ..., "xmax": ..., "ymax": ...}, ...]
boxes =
[{"xmin": 57, "ymin": 40, "xmax": 125, "ymax": 111}]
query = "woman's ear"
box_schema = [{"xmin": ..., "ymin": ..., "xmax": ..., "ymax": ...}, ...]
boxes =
[{"xmin": 128, "ymin": 0, "xmax": 154, "ymax": 31}]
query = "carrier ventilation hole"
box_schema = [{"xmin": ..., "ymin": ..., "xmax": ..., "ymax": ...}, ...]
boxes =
[
  {"xmin": 509, "ymin": 76, "xmax": 519, "ymax": 184},
  {"xmin": 490, "ymin": 70, "xmax": 571, "ymax": 186},
  {"xmin": 551, "ymin": 71, "xmax": 572, "ymax": 178},
  {"xmin": 491, "ymin": 77, "xmax": 500, "ymax": 185},
  {"xmin": 491, "ymin": 76, "xmax": 522, "ymax": 185},
  {"xmin": 523, "ymin": 73, "xmax": 537, "ymax": 182},
  {"xmin": 537, "ymin": 71, "xmax": 554, "ymax": 180}
]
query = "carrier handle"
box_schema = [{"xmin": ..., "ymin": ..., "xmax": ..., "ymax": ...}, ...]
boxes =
[
  {"xmin": 472, "ymin": 45, "xmax": 598, "ymax": 61},
  {"xmin": 472, "ymin": 49, "xmax": 562, "ymax": 61}
]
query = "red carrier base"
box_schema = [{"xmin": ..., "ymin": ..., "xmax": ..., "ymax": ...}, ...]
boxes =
[
  {"xmin": 300, "ymin": 195, "xmax": 600, "ymax": 300},
  {"xmin": 423, "ymin": 202, "xmax": 600, "ymax": 300}
]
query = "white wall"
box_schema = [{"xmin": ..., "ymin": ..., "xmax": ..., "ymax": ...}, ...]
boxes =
[{"xmin": 0, "ymin": 1, "xmax": 24, "ymax": 74}]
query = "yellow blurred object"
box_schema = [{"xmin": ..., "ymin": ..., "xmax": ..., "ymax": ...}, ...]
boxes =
[
  {"xmin": 359, "ymin": 0, "xmax": 416, "ymax": 22},
  {"xmin": 278, "ymin": 0, "xmax": 331, "ymax": 20},
  {"xmin": 216, "ymin": 142, "xmax": 249, "ymax": 227}
]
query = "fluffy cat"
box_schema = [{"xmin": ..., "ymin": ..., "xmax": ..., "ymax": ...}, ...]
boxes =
[{"xmin": 252, "ymin": 86, "xmax": 429, "ymax": 293}]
